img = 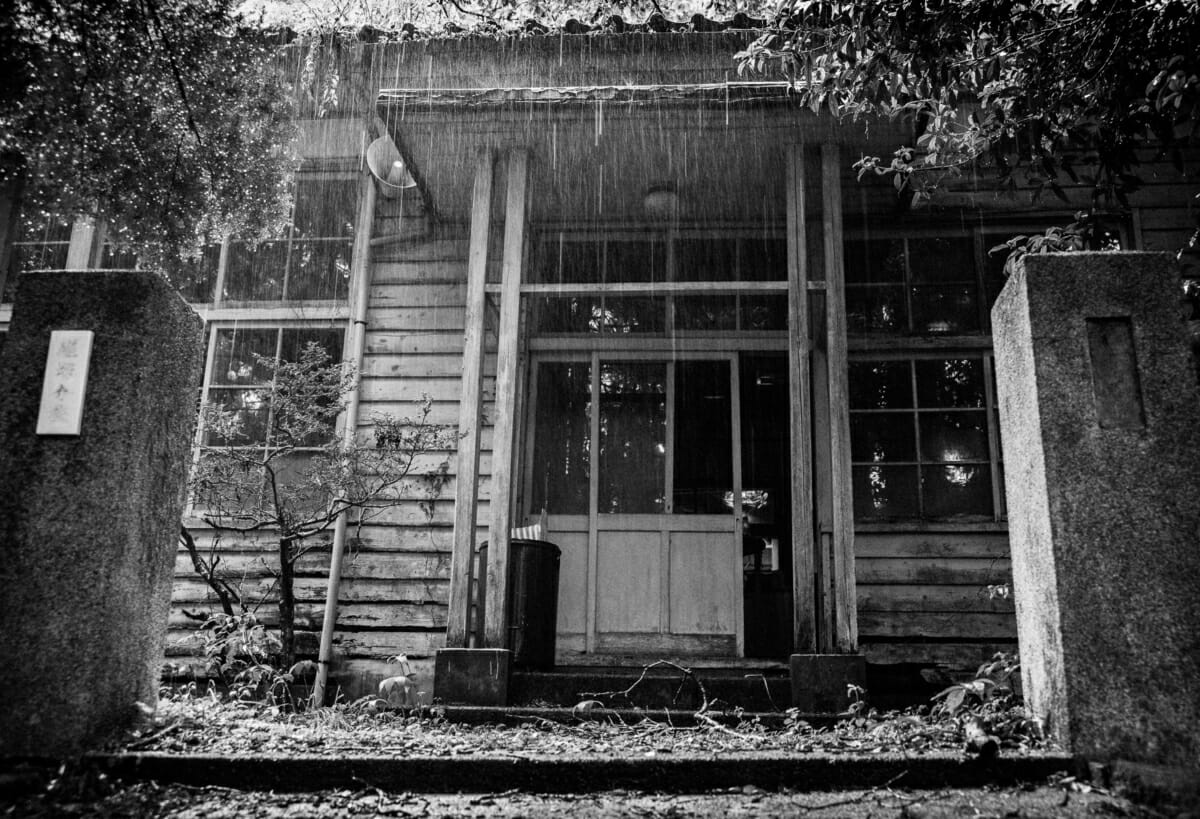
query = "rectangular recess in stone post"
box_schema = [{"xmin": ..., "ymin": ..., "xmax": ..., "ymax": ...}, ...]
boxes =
[{"xmin": 1085, "ymin": 316, "xmax": 1145, "ymax": 429}]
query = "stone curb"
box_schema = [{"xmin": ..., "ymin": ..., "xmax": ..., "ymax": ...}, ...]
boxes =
[
  {"xmin": 439, "ymin": 705, "xmax": 838, "ymax": 729},
  {"xmin": 87, "ymin": 751, "xmax": 1080, "ymax": 794}
]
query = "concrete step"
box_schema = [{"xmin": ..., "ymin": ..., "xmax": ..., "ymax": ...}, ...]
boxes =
[
  {"xmin": 439, "ymin": 705, "xmax": 833, "ymax": 728},
  {"xmin": 87, "ymin": 751, "xmax": 1080, "ymax": 794},
  {"xmin": 509, "ymin": 666, "xmax": 793, "ymax": 712}
]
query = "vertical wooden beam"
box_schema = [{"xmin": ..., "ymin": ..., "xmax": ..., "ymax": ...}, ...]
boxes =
[
  {"xmin": 447, "ymin": 148, "xmax": 495, "ymax": 648},
  {"xmin": 821, "ymin": 144, "xmax": 858, "ymax": 652},
  {"xmin": 65, "ymin": 217, "xmax": 106, "ymax": 269},
  {"xmin": 0, "ymin": 158, "xmax": 24, "ymax": 299},
  {"xmin": 585, "ymin": 350, "xmax": 601, "ymax": 654},
  {"xmin": 729, "ymin": 354, "xmax": 745, "ymax": 657},
  {"xmin": 483, "ymin": 149, "xmax": 529, "ymax": 648},
  {"xmin": 786, "ymin": 144, "xmax": 816, "ymax": 654},
  {"xmin": 811, "ymin": 332, "xmax": 835, "ymax": 654}
]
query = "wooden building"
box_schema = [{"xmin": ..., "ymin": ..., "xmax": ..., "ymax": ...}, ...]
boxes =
[{"xmin": 2, "ymin": 28, "xmax": 1194, "ymax": 701}]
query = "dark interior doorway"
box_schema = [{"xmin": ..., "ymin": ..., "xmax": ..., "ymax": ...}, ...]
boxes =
[{"xmin": 740, "ymin": 353, "xmax": 794, "ymax": 658}]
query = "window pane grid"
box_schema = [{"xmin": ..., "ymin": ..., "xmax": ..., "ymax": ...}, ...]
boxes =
[
  {"xmin": 220, "ymin": 176, "xmax": 356, "ymax": 303},
  {"xmin": 850, "ymin": 355, "xmax": 999, "ymax": 521},
  {"xmin": 202, "ymin": 326, "xmax": 344, "ymax": 450}
]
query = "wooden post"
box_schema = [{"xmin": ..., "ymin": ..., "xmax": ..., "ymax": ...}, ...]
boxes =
[
  {"xmin": 821, "ymin": 144, "xmax": 858, "ymax": 652},
  {"xmin": 483, "ymin": 149, "xmax": 529, "ymax": 648},
  {"xmin": 65, "ymin": 216, "xmax": 106, "ymax": 269},
  {"xmin": 0, "ymin": 156, "xmax": 24, "ymax": 299},
  {"xmin": 786, "ymin": 144, "xmax": 816, "ymax": 653},
  {"xmin": 447, "ymin": 148, "xmax": 495, "ymax": 648}
]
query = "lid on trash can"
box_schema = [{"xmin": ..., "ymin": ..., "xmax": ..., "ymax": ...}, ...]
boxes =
[{"xmin": 510, "ymin": 538, "xmax": 560, "ymax": 556}]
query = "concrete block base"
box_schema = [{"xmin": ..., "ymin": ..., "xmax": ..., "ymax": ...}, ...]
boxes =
[
  {"xmin": 790, "ymin": 654, "xmax": 866, "ymax": 713},
  {"xmin": 434, "ymin": 649, "xmax": 512, "ymax": 706}
]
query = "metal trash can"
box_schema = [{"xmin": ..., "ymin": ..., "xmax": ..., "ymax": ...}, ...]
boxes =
[{"xmin": 473, "ymin": 539, "xmax": 561, "ymax": 669}]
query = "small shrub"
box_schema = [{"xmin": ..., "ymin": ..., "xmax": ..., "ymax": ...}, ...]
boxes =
[
  {"xmin": 931, "ymin": 652, "xmax": 1042, "ymax": 747},
  {"xmin": 200, "ymin": 612, "xmax": 291, "ymax": 703}
]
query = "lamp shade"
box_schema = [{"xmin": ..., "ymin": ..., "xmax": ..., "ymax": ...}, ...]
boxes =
[{"xmin": 366, "ymin": 136, "xmax": 417, "ymax": 198}]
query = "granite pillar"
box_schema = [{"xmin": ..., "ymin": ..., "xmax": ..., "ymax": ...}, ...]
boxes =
[
  {"xmin": 0, "ymin": 270, "xmax": 203, "ymax": 758},
  {"xmin": 992, "ymin": 252, "xmax": 1200, "ymax": 770}
]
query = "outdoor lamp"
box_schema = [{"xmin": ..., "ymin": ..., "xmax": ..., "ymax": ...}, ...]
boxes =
[
  {"xmin": 642, "ymin": 182, "xmax": 679, "ymax": 221},
  {"xmin": 366, "ymin": 135, "xmax": 417, "ymax": 198}
]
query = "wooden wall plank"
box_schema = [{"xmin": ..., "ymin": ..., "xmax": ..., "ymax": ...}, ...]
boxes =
[
  {"xmin": 855, "ymin": 558, "xmax": 1012, "ymax": 586},
  {"xmin": 364, "ymin": 332, "xmax": 467, "ymax": 356},
  {"xmin": 369, "ymin": 283, "xmax": 468, "ymax": 306},
  {"xmin": 858, "ymin": 612, "xmax": 1017, "ymax": 640},
  {"xmin": 861, "ymin": 642, "xmax": 1016, "ymax": 668},
  {"xmin": 854, "ymin": 531, "xmax": 1009, "ymax": 559},
  {"xmin": 360, "ymin": 353, "xmax": 481, "ymax": 379},
  {"xmin": 371, "ymin": 260, "xmax": 467, "ymax": 284},
  {"xmin": 367, "ymin": 306, "xmax": 467, "ymax": 332},
  {"xmin": 173, "ymin": 576, "xmax": 447, "ymax": 605},
  {"xmin": 857, "ymin": 584, "xmax": 1016, "ymax": 613}
]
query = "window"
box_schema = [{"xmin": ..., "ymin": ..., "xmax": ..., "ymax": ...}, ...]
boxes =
[
  {"xmin": 222, "ymin": 175, "xmax": 357, "ymax": 303},
  {"xmin": 202, "ymin": 325, "xmax": 346, "ymax": 451},
  {"xmin": 158, "ymin": 174, "xmax": 357, "ymax": 304},
  {"xmin": 190, "ymin": 324, "xmax": 346, "ymax": 521},
  {"xmin": 844, "ymin": 235, "xmax": 986, "ymax": 335},
  {"xmin": 849, "ymin": 355, "xmax": 1002, "ymax": 521},
  {"xmin": 528, "ymin": 356, "xmax": 740, "ymax": 517},
  {"xmin": 842, "ymin": 223, "xmax": 1122, "ymax": 522}
]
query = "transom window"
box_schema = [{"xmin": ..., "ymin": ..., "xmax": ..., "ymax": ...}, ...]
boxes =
[{"xmin": 528, "ymin": 234, "xmax": 788, "ymax": 334}]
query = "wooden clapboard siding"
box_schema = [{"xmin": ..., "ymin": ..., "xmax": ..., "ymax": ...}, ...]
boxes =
[
  {"xmin": 855, "ymin": 528, "xmax": 1016, "ymax": 670},
  {"xmin": 335, "ymin": 229, "xmax": 480, "ymax": 658},
  {"xmin": 170, "ymin": 231, "xmax": 480, "ymax": 663}
]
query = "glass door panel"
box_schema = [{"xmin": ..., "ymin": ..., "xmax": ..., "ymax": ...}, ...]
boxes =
[
  {"xmin": 530, "ymin": 361, "xmax": 591, "ymax": 515},
  {"xmin": 672, "ymin": 360, "xmax": 733, "ymax": 514},
  {"xmin": 598, "ymin": 362, "xmax": 667, "ymax": 514}
]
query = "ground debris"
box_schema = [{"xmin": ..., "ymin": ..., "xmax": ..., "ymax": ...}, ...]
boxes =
[{"xmin": 0, "ymin": 780, "xmax": 1160, "ymax": 818}]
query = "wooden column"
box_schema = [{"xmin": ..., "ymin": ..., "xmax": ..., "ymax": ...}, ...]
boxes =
[
  {"xmin": 447, "ymin": 149, "xmax": 495, "ymax": 648},
  {"xmin": 786, "ymin": 144, "xmax": 817, "ymax": 653},
  {"xmin": 483, "ymin": 149, "xmax": 529, "ymax": 648},
  {"xmin": 821, "ymin": 144, "xmax": 858, "ymax": 652},
  {"xmin": 65, "ymin": 216, "xmax": 106, "ymax": 269},
  {"xmin": 0, "ymin": 157, "xmax": 24, "ymax": 298}
]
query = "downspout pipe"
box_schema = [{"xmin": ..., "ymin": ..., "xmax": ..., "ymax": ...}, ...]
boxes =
[{"xmin": 312, "ymin": 172, "xmax": 379, "ymax": 707}]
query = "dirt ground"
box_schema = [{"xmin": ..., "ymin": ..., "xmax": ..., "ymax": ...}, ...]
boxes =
[{"xmin": 0, "ymin": 778, "xmax": 1161, "ymax": 819}]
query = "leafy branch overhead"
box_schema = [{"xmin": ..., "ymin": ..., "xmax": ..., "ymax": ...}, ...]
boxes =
[
  {"xmin": 2, "ymin": 0, "xmax": 298, "ymax": 267},
  {"xmin": 737, "ymin": 0, "xmax": 1200, "ymax": 243}
]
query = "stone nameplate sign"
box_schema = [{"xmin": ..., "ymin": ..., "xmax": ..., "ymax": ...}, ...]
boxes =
[{"xmin": 36, "ymin": 330, "xmax": 94, "ymax": 436}]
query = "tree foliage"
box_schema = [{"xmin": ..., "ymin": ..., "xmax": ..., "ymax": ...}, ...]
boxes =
[
  {"xmin": 191, "ymin": 343, "xmax": 454, "ymax": 666},
  {"xmin": 737, "ymin": 0, "xmax": 1200, "ymax": 256},
  {"xmin": 2, "ymin": 0, "xmax": 298, "ymax": 266}
]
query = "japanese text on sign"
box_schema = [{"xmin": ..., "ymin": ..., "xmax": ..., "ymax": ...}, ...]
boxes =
[{"xmin": 36, "ymin": 330, "xmax": 94, "ymax": 436}]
